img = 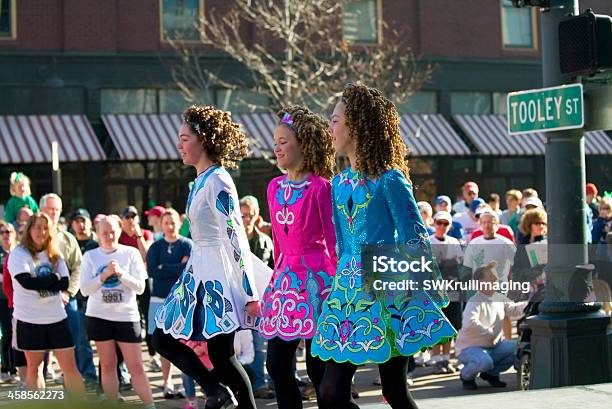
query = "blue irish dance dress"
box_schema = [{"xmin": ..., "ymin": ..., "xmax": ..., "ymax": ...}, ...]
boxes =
[{"xmin": 311, "ymin": 168, "xmax": 456, "ymax": 364}]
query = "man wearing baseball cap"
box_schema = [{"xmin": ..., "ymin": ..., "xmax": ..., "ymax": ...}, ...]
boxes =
[
  {"xmin": 470, "ymin": 206, "xmax": 515, "ymax": 243},
  {"xmin": 119, "ymin": 206, "xmax": 153, "ymax": 261},
  {"xmin": 70, "ymin": 208, "xmax": 99, "ymax": 387},
  {"xmin": 71, "ymin": 209, "xmax": 98, "ymax": 254},
  {"xmin": 523, "ymin": 196, "xmax": 544, "ymax": 210},
  {"xmin": 452, "ymin": 181, "xmax": 479, "ymax": 214},
  {"xmin": 586, "ymin": 183, "xmax": 599, "ymax": 220},
  {"xmin": 435, "ymin": 196, "xmax": 452, "ymax": 213},
  {"xmin": 435, "ymin": 196, "xmax": 464, "ymax": 241},
  {"xmin": 453, "ymin": 197, "xmax": 485, "ymax": 242},
  {"xmin": 118, "ymin": 206, "xmax": 158, "ymax": 372},
  {"xmin": 144, "ymin": 206, "xmax": 165, "ymax": 242},
  {"xmin": 463, "ymin": 209, "xmax": 516, "ymax": 283},
  {"xmin": 429, "ymin": 211, "xmax": 464, "ymax": 374}
]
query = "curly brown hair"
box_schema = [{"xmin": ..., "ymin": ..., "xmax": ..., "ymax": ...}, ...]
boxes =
[
  {"xmin": 519, "ymin": 208, "xmax": 548, "ymax": 236},
  {"xmin": 182, "ymin": 105, "xmax": 249, "ymax": 169},
  {"xmin": 277, "ymin": 105, "xmax": 335, "ymax": 180},
  {"xmin": 341, "ymin": 83, "xmax": 410, "ymax": 180},
  {"xmin": 20, "ymin": 213, "xmax": 61, "ymax": 264}
]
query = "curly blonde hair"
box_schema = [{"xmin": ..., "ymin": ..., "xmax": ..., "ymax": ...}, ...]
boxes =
[
  {"xmin": 341, "ymin": 83, "xmax": 410, "ymax": 180},
  {"xmin": 182, "ymin": 105, "xmax": 249, "ymax": 169},
  {"xmin": 519, "ymin": 208, "xmax": 548, "ymax": 236},
  {"xmin": 277, "ymin": 105, "xmax": 335, "ymax": 180}
]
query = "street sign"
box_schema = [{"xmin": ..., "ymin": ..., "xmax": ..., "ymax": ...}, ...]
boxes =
[{"xmin": 507, "ymin": 83, "xmax": 584, "ymax": 134}]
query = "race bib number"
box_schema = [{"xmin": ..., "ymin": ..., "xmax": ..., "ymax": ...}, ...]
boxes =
[
  {"xmin": 101, "ymin": 289, "xmax": 124, "ymax": 304},
  {"xmin": 38, "ymin": 290, "xmax": 56, "ymax": 299}
]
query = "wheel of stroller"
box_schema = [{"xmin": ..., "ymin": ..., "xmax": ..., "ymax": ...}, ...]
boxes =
[{"xmin": 517, "ymin": 353, "xmax": 532, "ymax": 390}]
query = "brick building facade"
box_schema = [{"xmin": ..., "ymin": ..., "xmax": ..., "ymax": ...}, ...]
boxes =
[{"xmin": 1, "ymin": 0, "xmax": 610, "ymax": 218}]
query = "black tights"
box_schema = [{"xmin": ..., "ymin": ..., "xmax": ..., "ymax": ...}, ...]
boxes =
[
  {"xmin": 266, "ymin": 338, "xmax": 327, "ymax": 409},
  {"xmin": 152, "ymin": 329, "xmax": 256, "ymax": 409},
  {"xmin": 319, "ymin": 356, "xmax": 418, "ymax": 409}
]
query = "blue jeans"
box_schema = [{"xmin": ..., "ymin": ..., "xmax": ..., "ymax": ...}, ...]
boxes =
[
  {"xmin": 244, "ymin": 329, "xmax": 266, "ymax": 390},
  {"xmin": 182, "ymin": 373, "xmax": 196, "ymax": 398},
  {"xmin": 76, "ymin": 301, "xmax": 97, "ymax": 381},
  {"xmin": 458, "ymin": 340, "xmax": 516, "ymax": 381},
  {"xmin": 64, "ymin": 298, "xmax": 81, "ymax": 355}
]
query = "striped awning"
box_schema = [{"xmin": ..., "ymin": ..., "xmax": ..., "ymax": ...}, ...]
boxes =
[
  {"xmin": 400, "ymin": 114, "xmax": 471, "ymax": 156},
  {"xmin": 232, "ymin": 113, "xmax": 276, "ymax": 159},
  {"xmin": 101, "ymin": 113, "xmax": 275, "ymax": 160},
  {"xmin": 102, "ymin": 114, "xmax": 182, "ymax": 161},
  {"xmin": 0, "ymin": 115, "xmax": 106, "ymax": 164},
  {"xmin": 454, "ymin": 114, "xmax": 612, "ymax": 155}
]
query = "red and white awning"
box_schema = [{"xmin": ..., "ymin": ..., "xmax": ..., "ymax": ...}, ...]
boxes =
[
  {"xmin": 0, "ymin": 115, "xmax": 106, "ymax": 164},
  {"xmin": 102, "ymin": 114, "xmax": 182, "ymax": 161},
  {"xmin": 101, "ymin": 113, "xmax": 277, "ymax": 160},
  {"xmin": 454, "ymin": 114, "xmax": 612, "ymax": 155},
  {"xmin": 400, "ymin": 114, "xmax": 471, "ymax": 156}
]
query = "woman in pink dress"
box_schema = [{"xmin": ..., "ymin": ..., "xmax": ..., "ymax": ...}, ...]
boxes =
[{"xmin": 260, "ymin": 105, "xmax": 337, "ymax": 409}]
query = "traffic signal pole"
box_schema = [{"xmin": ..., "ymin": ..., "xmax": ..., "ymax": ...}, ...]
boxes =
[{"xmin": 527, "ymin": 0, "xmax": 612, "ymax": 388}]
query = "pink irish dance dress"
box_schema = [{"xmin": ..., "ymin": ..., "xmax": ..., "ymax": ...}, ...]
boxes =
[{"xmin": 259, "ymin": 174, "xmax": 337, "ymax": 340}]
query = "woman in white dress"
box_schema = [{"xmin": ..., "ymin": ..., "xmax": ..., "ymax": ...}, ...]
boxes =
[{"xmin": 153, "ymin": 105, "xmax": 259, "ymax": 409}]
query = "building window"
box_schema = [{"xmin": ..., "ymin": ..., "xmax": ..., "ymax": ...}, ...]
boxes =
[
  {"xmin": 101, "ymin": 89, "xmax": 158, "ymax": 114},
  {"xmin": 493, "ymin": 158, "xmax": 534, "ymax": 173},
  {"xmin": 161, "ymin": 0, "xmax": 203, "ymax": 42},
  {"xmin": 159, "ymin": 89, "xmax": 213, "ymax": 113},
  {"xmin": 500, "ymin": 0, "xmax": 536, "ymax": 49},
  {"xmin": 0, "ymin": 0, "xmax": 15, "ymax": 39},
  {"xmin": 216, "ymin": 89, "xmax": 270, "ymax": 113},
  {"xmin": 396, "ymin": 91, "xmax": 438, "ymax": 114},
  {"xmin": 342, "ymin": 0, "xmax": 380, "ymax": 44},
  {"xmin": 493, "ymin": 92, "xmax": 508, "ymax": 115},
  {"xmin": 451, "ymin": 92, "xmax": 492, "ymax": 115}
]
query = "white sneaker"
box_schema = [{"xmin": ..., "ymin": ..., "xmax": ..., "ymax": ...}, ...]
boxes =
[
  {"xmin": 174, "ymin": 386, "xmax": 186, "ymax": 399},
  {"xmin": 429, "ymin": 354, "xmax": 443, "ymax": 365},
  {"xmin": 414, "ymin": 351, "xmax": 431, "ymax": 366},
  {"xmin": 98, "ymin": 393, "xmax": 126, "ymax": 402},
  {"xmin": 0, "ymin": 373, "xmax": 11, "ymax": 383},
  {"xmin": 147, "ymin": 356, "xmax": 162, "ymax": 372},
  {"xmin": 163, "ymin": 384, "xmax": 176, "ymax": 399},
  {"xmin": 45, "ymin": 367, "xmax": 56, "ymax": 380}
]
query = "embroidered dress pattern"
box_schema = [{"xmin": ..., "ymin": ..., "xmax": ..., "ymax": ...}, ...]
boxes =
[
  {"xmin": 259, "ymin": 175, "xmax": 337, "ymax": 340},
  {"xmin": 156, "ymin": 167, "xmax": 258, "ymax": 340},
  {"xmin": 274, "ymin": 178, "xmax": 310, "ymax": 235},
  {"xmin": 312, "ymin": 168, "xmax": 456, "ymax": 364}
]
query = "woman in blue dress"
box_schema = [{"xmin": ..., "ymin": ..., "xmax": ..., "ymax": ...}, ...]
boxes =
[{"xmin": 312, "ymin": 84, "xmax": 457, "ymax": 408}]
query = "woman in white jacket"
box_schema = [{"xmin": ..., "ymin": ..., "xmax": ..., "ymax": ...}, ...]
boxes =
[{"xmin": 80, "ymin": 215, "xmax": 154, "ymax": 408}]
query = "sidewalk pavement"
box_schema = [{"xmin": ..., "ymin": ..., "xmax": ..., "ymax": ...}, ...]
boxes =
[{"xmin": 362, "ymin": 383, "xmax": 612, "ymax": 409}]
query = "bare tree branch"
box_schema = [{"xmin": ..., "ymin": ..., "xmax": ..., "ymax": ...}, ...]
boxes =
[{"xmin": 167, "ymin": 0, "xmax": 432, "ymax": 164}]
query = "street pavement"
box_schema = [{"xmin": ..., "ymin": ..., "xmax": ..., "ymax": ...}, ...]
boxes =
[
  {"xmin": 1, "ymin": 320, "xmax": 608, "ymax": 409},
  {"xmin": 362, "ymin": 383, "xmax": 612, "ymax": 409},
  {"xmin": 0, "ymin": 351, "xmax": 609, "ymax": 409},
  {"xmin": 0, "ymin": 349, "xmax": 520, "ymax": 408}
]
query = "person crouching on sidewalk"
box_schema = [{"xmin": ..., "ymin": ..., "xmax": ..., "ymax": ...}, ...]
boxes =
[{"xmin": 455, "ymin": 261, "xmax": 527, "ymax": 390}]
